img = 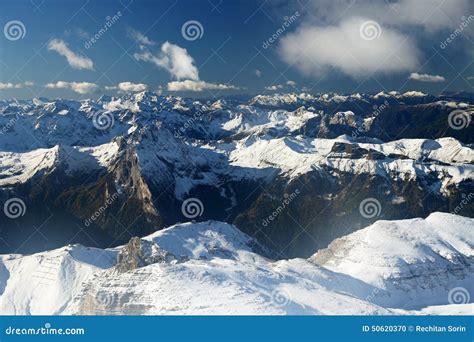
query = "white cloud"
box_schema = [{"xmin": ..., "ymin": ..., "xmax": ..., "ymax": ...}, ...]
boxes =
[
  {"xmin": 167, "ymin": 80, "xmax": 238, "ymax": 92},
  {"xmin": 265, "ymin": 84, "xmax": 284, "ymax": 91},
  {"xmin": 128, "ymin": 28, "xmax": 155, "ymax": 46},
  {"xmin": 467, "ymin": 76, "xmax": 474, "ymax": 80},
  {"xmin": 303, "ymin": 0, "xmax": 472, "ymax": 32},
  {"xmin": 382, "ymin": 0, "xmax": 472, "ymax": 32},
  {"xmin": 134, "ymin": 41, "xmax": 199, "ymax": 81},
  {"xmin": 117, "ymin": 82, "xmax": 148, "ymax": 92},
  {"xmin": 0, "ymin": 81, "xmax": 34, "ymax": 89},
  {"xmin": 104, "ymin": 85, "xmax": 117, "ymax": 90},
  {"xmin": 409, "ymin": 72, "xmax": 446, "ymax": 82},
  {"xmin": 279, "ymin": 17, "xmax": 420, "ymax": 78},
  {"xmin": 265, "ymin": 81, "xmax": 296, "ymax": 90},
  {"xmin": 255, "ymin": 69, "xmax": 262, "ymax": 78},
  {"xmin": 131, "ymin": 33, "xmax": 237, "ymax": 92},
  {"xmin": 45, "ymin": 81, "xmax": 98, "ymax": 94},
  {"xmin": 48, "ymin": 39, "xmax": 94, "ymax": 70}
]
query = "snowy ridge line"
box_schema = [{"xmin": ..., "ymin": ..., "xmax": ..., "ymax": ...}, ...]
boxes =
[
  {"xmin": 0, "ymin": 136, "xmax": 472, "ymax": 186},
  {"xmin": 0, "ymin": 213, "xmax": 472, "ymax": 315}
]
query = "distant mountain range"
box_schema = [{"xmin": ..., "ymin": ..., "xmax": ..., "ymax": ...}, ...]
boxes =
[{"xmin": 0, "ymin": 91, "xmax": 472, "ymax": 258}]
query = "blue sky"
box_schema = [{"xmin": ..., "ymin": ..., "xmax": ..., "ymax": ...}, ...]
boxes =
[{"xmin": 0, "ymin": 0, "xmax": 473, "ymax": 99}]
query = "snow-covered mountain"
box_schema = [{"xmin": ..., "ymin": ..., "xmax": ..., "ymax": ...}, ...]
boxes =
[
  {"xmin": 0, "ymin": 91, "xmax": 472, "ymax": 257},
  {"xmin": 0, "ymin": 213, "xmax": 472, "ymax": 315}
]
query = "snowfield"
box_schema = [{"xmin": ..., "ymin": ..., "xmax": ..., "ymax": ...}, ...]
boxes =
[{"xmin": 0, "ymin": 213, "xmax": 472, "ymax": 315}]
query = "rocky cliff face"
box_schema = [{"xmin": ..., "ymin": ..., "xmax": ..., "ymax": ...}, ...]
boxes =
[
  {"xmin": 115, "ymin": 237, "xmax": 177, "ymax": 273},
  {"xmin": 0, "ymin": 92, "xmax": 472, "ymax": 257}
]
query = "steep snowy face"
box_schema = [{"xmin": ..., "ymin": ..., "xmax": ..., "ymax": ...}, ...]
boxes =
[
  {"xmin": 311, "ymin": 212, "xmax": 474, "ymax": 309},
  {"xmin": 0, "ymin": 91, "xmax": 472, "ymax": 256},
  {"xmin": 0, "ymin": 214, "xmax": 471, "ymax": 315},
  {"xmin": 0, "ymin": 245, "xmax": 117, "ymax": 315}
]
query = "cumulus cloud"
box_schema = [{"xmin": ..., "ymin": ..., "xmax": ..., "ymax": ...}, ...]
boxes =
[
  {"xmin": 409, "ymin": 72, "xmax": 446, "ymax": 82},
  {"xmin": 134, "ymin": 41, "xmax": 199, "ymax": 81},
  {"xmin": 255, "ymin": 69, "xmax": 262, "ymax": 78},
  {"xmin": 117, "ymin": 81, "xmax": 148, "ymax": 92},
  {"xmin": 279, "ymin": 17, "xmax": 420, "ymax": 78},
  {"xmin": 48, "ymin": 39, "xmax": 94, "ymax": 70},
  {"xmin": 0, "ymin": 81, "xmax": 34, "ymax": 90},
  {"xmin": 45, "ymin": 81, "xmax": 98, "ymax": 94},
  {"xmin": 167, "ymin": 80, "xmax": 238, "ymax": 92},
  {"xmin": 130, "ymin": 31, "xmax": 239, "ymax": 92},
  {"xmin": 301, "ymin": 0, "xmax": 472, "ymax": 32},
  {"xmin": 286, "ymin": 80, "xmax": 296, "ymax": 86},
  {"xmin": 276, "ymin": 0, "xmax": 472, "ymax": 78}
]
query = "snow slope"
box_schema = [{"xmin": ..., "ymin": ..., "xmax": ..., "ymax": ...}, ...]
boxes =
[
  {"xmin": 0, "ymin": 214, "xmax": 472, "ymax": 315},
  {"xmin": 0, "ymin": 245, "xmax": 117, "ymax": 314},
  {"xmin": 311, "ymin": 212, "xmax": 474, "ymax": 310}
]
